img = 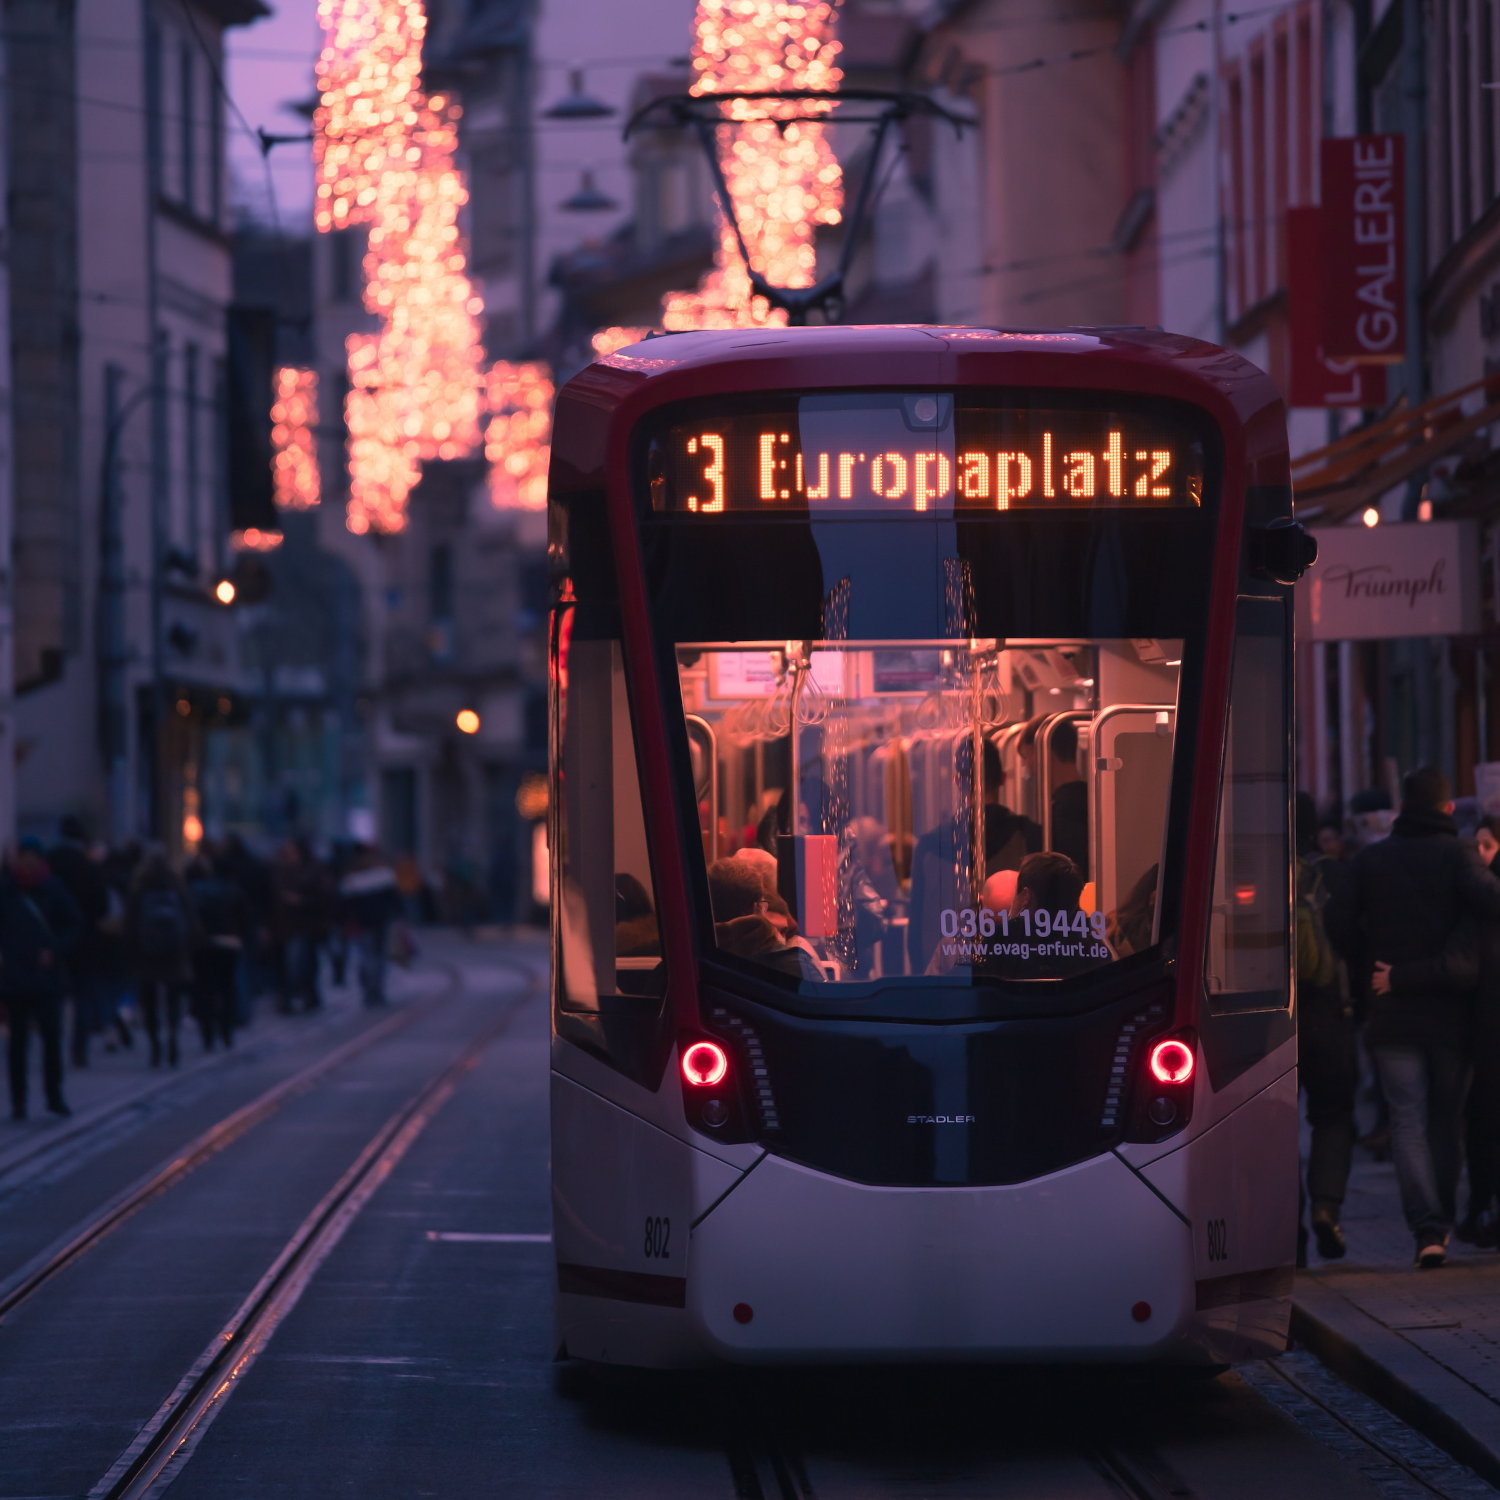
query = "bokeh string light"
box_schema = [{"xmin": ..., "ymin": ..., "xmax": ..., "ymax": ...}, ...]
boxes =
[
  {"xmin": 485, "ymin": 363, "xmax": 554, "ymax": 512},
  {"xmin": 314, "ymin": 0, "xmax": 485, "ymax": 534},
  {"xmin": 662, "ymin": 0, "xmax": 844, "ymax": 330},
  {"xmin": 270, "ymin": 368, "xmax": 320, "ymax": 511},
  {"xmin": 591, "ymin": 326, "xmax": 652, "ymax": 357}
]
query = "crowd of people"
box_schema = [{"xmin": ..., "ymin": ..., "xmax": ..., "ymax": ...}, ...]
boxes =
[
  {"xmin": 1, "ymin": 822, "xmax": 408, "ymax": 1122},
  {"xmin": 1301, "ymin": 766, "xmax": 1500, "ymax": 1269}
]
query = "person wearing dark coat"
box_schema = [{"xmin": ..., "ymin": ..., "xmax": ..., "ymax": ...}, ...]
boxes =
[
  {"xmin": 1453, "ymin": 816, "xmax": 1500, "ymax": 1245},
  {"xmin": 1325, "ymin": 767, "xmax": 1500, "ymax": 1268},
  {"xmin": 908, "ymin": 738, "xmax": 1042, "ymax": 975},
  {"xmin": 1294, "ymin": 793, "xmax": 1357, "ymax": 1264},
  {"xmin": 48, "ymin": 815, "xmax": 114, "ymax": 1067},
  {"xmin": 186, "ymin": 852, "xmax": 250, "ymax": 1050},
  {"xmin": 127, "ymin": 852, "xmax": 201, "ymax": 1068},
  {"xmin": 339, "ymin": 848, "xmax": 403, "ymax": 1007},
  {"xmin": 1, "ymin": 838, "xmax": 84, "ymax": 1119}
]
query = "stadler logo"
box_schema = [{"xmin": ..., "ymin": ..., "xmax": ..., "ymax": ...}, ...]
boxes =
[
  {"xmin": 908, "ymin": 1114, "xmax": 976, "ymax": 1125},
  {"xmin": 1323, "ymin": 558, "xmax": 1448, "ymax": 610}
]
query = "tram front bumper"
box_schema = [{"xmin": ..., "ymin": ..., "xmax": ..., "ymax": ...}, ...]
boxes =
[{"xmin": 687, "ymin": 1148, "xmax": 1210, "ymax": 1364}]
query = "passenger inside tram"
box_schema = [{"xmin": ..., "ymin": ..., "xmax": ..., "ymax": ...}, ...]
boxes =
[
  {"xmin": 979, "ymin": 851, "xmax": 1110, "ymax": 981},
  {"xmin": 707, "ymin": 856, "xmax": 821, "ymax": 981},
  {"xmin": 1019, "ymin": 717, "xmax": 1090, "ymax": 881},
  {"xmin": 672, "ymin": 637, "xmax": 1180, "ymax": 990},
  {"xmin": 908, "ymin": 739, "xmax": 1041, "ymax": 976}
]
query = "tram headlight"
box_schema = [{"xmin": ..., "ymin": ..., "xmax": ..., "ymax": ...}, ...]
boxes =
[
  {"xmin": 682, "ymin": 1040, "xmax": 729, "ymax": 1088},
  {"xmin": 1148, "ymin": 1038, "xmax": 1195, "ymax": 1087}
]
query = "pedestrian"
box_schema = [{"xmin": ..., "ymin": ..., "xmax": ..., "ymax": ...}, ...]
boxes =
[
  {"xmin": 127, "ymin": 851, "xmax": 200, "ymax": 1068},
  {"xmin": 1294, "ymin": 793, "xmax": 1357, "ymax": 1264},
  {"xmin": 185, "ymin": 850, "xmax": 249, "ymax": 1051},
  {"xmin": 271, "ymin": 840, "xmax": 328, "ymax": 1013},
  {"xmin": 1326, "ymin": 767, "xmax": 1500, "ymax": 1268},
  {"xmin": 1458, "ymin": 816, "xmax": 1500, "ymax": 1245},
  {"xmin": 47, "ymin": 815, "xmax": 113, "ymax": 1068},
  {"xmin": 1, "ymin": 837, "xmax": 84, "ymax": 1120},
  {"xmin": 339, "ymin": 847, "xmax": 403, "ymax": 1006}
]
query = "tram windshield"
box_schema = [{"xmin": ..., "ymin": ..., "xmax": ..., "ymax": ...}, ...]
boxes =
[
  {"xmin": 635, "ymin": 390, "xmax": 1219, "ymax": 994},
  {"xmin": 677, "ymin": 640, "xmax": 1180, "ymax": 985}
]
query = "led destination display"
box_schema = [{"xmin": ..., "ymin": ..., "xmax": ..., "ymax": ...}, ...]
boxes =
[{"xmin": 648, "ymin": 396, "xmax": 1205, "ymax": 515}]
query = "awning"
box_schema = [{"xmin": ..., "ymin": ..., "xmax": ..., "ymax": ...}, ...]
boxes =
[{"xmin": 1293, "ymin": 374, "xmax": 1500, "ymax": 525}]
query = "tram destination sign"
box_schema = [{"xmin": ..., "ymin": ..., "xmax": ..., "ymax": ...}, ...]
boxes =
[
  {"xmin": 648, "ymin": 398, "xmax": 1205, "ymax": 514},
  {"xmin": 1295, "ymin": 519, "xmax": 1479, "ymax": 641}
]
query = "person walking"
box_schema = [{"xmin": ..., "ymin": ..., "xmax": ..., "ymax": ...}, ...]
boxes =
[
  {"xmin": 127, "ymin": 851, "xmax": 199, "ymax": 1068},
  {"xmin": 186, "ymin": 850, "xmax": 249, "ymax": 1051},
  {"xmin": 340, "ymin": 847, "xmax": 403, "ymax": 1007},
  {"xmin": 1457, "ymin": 817, "xmax": 1500, "ymax": 1245},
  {"xmin": 1, "ymin": 838, "xmax": 84, "ymax": 1120},
  {"xmin": 1294, "ymin": 793, "xmax": 1357, "ymax": 1264},
  {"xmin": 47, "ymin": 816, "xmax": 113, "ymax": 1068},
  {"xmin": 1327, "ymin": 767, "xmax": 1500, "ymax": 1268}
]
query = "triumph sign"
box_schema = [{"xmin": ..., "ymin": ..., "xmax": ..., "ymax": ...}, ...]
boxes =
[{"xmin": 1296, "ymin": 520, "xmax": 1479, "ymax": 641}]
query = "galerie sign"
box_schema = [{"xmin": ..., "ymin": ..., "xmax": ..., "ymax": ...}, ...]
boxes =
[
  {"xmin": 1296, "ymin": 520, "xmax": 1478, "ymax": 641},
  {"xmin": 1320, "ymin": 135, "xmax": 1406, "ymax": 363}
]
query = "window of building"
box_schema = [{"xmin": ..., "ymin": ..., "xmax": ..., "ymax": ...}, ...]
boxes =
[
  {"xmin": 180, "ymin": 40, "xmax": 196, "ymax": 211},
  {"xmin": 184, "ymin": 343, "xmax": 201, "ymax": 558}
]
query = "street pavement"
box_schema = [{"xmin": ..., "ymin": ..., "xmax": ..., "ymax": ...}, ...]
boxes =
[{"xmin": 1297, "ymin": 1141, "xmax": 1500, "ymax": 1486}]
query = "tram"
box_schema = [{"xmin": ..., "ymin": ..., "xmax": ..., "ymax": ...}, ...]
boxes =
[{"xmin": 546, "ymin": 325, "xmax": 1314, "ymax": 1368}]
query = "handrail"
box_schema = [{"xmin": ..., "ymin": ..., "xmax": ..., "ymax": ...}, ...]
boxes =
[
  {"xmin": 1037, "ymin": 711, "xmax": 1090, "ymax": 851},
  {"xmin": 684, "ymin": 714, "xmax": 719, "ymax": 864}
]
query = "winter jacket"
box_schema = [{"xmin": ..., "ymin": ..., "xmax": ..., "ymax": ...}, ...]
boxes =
[
  {"xmin": 127, "ymin": 869, "xmax": 202, "ymax": 984},
  {"xmin": 1325, "ymin": 808, "xmax": 1500, "ymax": 1049},
  {"xmin": 339, "ymin": 864, "xmax": 403, "ymax": 933},
  {"xmin": 0, "ymin": 868, "xmax": 84, "ymax": 997}
]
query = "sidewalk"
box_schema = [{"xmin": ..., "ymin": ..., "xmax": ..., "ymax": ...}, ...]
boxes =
[{"xmin": 1294, "ymin": 1145, "xmax": 1500, "ymax": 1487}]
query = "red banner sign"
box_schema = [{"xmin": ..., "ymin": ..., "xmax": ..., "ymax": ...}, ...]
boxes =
[
  {"xmin": 1319, "ymin": 134, "xmax": 1406, "ymax": 363},
  {"xmin": 1286, "ymin": 206, "xmax": 1388, "ymax": 408}
]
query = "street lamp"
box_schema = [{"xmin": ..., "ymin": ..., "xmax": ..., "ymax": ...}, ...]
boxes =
[
  {"xmin": 559, "ymin": 169, "xmax": 618, "ymax": 213},
  {"xmin": 543, "ymin": 69, "xmax": 614, "ymax": 121}
]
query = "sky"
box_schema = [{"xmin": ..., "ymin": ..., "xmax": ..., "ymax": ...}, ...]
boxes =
[
  {"xmin": 223, "ymin": 0, "xmax": 322, "ymax": 229},
  {"xmin": 223, "ymin": 0, "xmax": 699, "ymax": 253}
]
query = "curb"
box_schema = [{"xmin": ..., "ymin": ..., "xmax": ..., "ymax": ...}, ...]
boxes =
[{"xmin": 1291, "ymin": 1284, "xmax": 1500, "ymax": 1490}]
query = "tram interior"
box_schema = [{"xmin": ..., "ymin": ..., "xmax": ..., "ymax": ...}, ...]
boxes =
[{"xmin": 674, "ymin": 638, "xmax": 1183, "ymax": 986}]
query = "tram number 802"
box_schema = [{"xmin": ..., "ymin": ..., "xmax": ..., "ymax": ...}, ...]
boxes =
[
  {"xmin": 644, "ymin": 1216, "xmax": 672, "ymax": 1260},
  {"xmin": 1206, "ymin": 1218, "xmax": 1229, "ymax": 1263}
]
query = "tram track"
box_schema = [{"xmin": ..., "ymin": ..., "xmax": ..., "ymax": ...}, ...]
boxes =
[
  {"xmin": 0, "ymin": 971, "xmax": 460, "ymax": 1324},
  {"xmin": 74, "ymin": 952, "xmax": 544, "ymax": 1500},
  {"xmin": 0, "ymin": 954, "xmax": 526, "ymax": 1326}
]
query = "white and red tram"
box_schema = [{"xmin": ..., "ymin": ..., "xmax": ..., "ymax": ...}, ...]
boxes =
[{"xmin": 546, "ymin": 326, "xmax": 1313, "ymax": 1367}]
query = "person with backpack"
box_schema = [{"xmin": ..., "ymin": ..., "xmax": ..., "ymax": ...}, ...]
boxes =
[
  {"xmin": 127, "ymin": 851, "xmax": 200, "ymax": 1068},
  {"xmin": 1295, "ymin": 793, "xmax": 1357, "ymax": 1264},
  {"xmin": 1326, "ymin": 768, "xmax": 1500, "ymax": 1268},
  {"xmin": 1, "ymin": 838, "xmax": 84, "ymax": 1120}
]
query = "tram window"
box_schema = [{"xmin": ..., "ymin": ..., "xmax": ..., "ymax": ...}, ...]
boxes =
[
  {"xmin": 676, "ymin": 639, "xmax": 1181, "ymax": 988},
  {"xmin": 1205, "ymin": 599, "xmax": 1290, "ymax": 1011},
  {"xmin": 555, "ymin": 631, "xmax": 666, "ymax": 1006}
]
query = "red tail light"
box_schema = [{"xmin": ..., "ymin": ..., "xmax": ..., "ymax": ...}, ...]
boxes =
[
  {"xmin": 1149, "ymin": 1038, "xmax": 1195, "ymax": 1086},
  {"xmin": 682, "ymin": 1040, "xmax": 729, "ymax": 1087}
]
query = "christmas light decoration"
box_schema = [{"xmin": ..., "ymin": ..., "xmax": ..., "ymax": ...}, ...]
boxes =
[
  {"xmin": 485, "ymin": 362, "xmax": 554, "ymax": 512},
  {"xmin": 663, "ymin": 0, "xmax": 843, "ymax": 330},
  {"xmin": 271, "ymin": 368, "xmax": 320, "ymax": 510},
  {"xmin": 314, "ymin": 0, "xmax": 485, "ymax": 534},
  {"xmin": 592, "ymin": 326, "xmax": 652, "ymax": 357},
  {"xmin": 230, "ymin": 528, "xmax": 284, "ymax": 552}
]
